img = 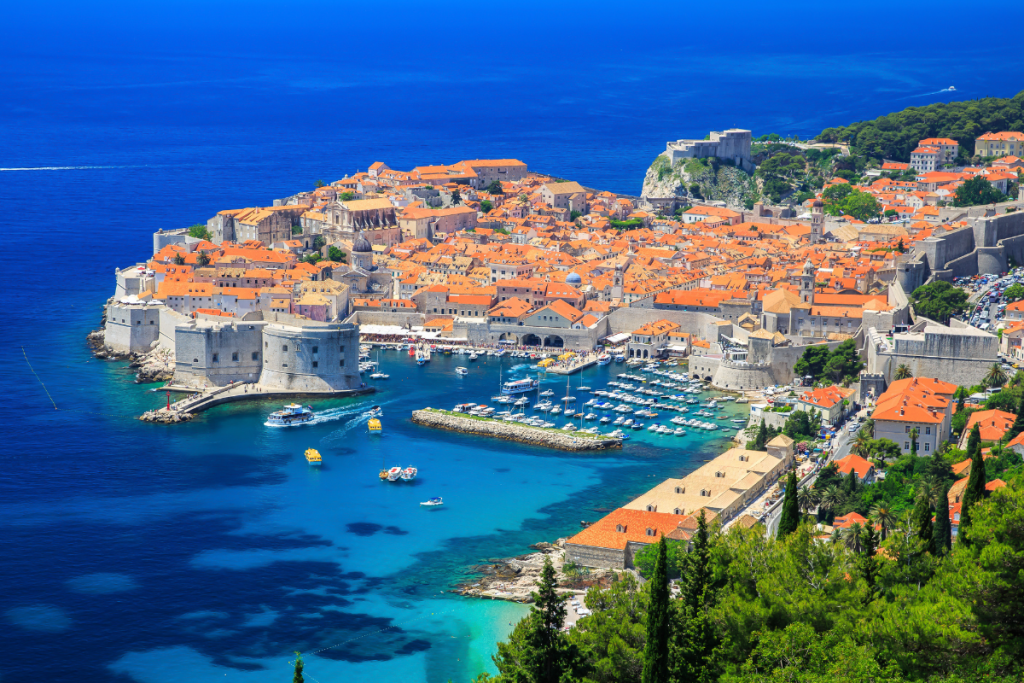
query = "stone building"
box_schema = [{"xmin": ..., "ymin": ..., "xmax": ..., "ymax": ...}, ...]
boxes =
[
  {"xmin": 259, "ymin": 319, "xmax": 361, "ymax": 392},
  {"xmin": 865, "ymin": 323, "xmax": 998, "ymax": 386},
  {"xmin": 398, "ymin": 205, "xmax": 477, "ymax": 241},
  {"xmin": 665, "ymin": 129, "xmax": 753, "ymax": 169}
]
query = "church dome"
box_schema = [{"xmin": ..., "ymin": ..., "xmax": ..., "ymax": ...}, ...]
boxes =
[
  {"xmin": 566, "ymin": 271, "xmax": 582, "ymax": 286},
  {"xmin": 812, "ymin": 198, "xmax": 824, "ymax": 208},
  {"xmin": 352, "ymin": 236, "xmax": 372, "ymax": 253}
]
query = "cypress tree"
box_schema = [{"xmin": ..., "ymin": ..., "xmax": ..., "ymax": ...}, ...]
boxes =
[
  {"xmin": 965, "ymin": 422, "xmax": 981, "ymax": 460},
  {"xmin": 293, "ymin": 652, "xmax": 304, "ymax": 683},
  {"xmin": 777, "ymin": 470, "xmax": 800, "ymax": 538},
  {"xmin": 845, "ymin": 469, "xmax": 859, "ymax": 496},
  {"xmin": 858, "ymin": 523, "xmax": 878, "ymax": 590},
  {"xmin": 959, "ymin": 436, "xmax": 988, "ymax": 544},
  {"xmin": 911, "ymin": 488, "xmax": 935, "ymax": 554},
  {"xmin": 755, "ymin": 419, "xmax": 767, "ymax": 450},
  {"xmin": 956, "ymin": 386, "xmax": 966, "ymax": 415},
  {"xmin": 1008, "ymin": 398, "xmax": 1024, "ymax": 442},
  {"xmin": 932, "ymin": 481, "xmax": 952, "ymax": 555},
  {"xmin": 671, "ymin": 510, "xmax": 718, "ymax": 683},
  {"xmin": 642, "ymin": 535, "xmax": 671, "ymax": 683},
  {"xmin": 683, "ymin": 509, "xmax": 712, "ymax": 614}
]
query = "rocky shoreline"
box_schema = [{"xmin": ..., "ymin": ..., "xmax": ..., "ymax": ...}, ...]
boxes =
[
  {"xmin": 86, "ymin": 327, "xmax": 175, "ymax": 384},
  {"xmin": 411, "ymin": 409, "xmax": 623, "ymax": 451},
  {"xmin": 454, "ymin": 539, "xmax": 616, "ymax": 603}
]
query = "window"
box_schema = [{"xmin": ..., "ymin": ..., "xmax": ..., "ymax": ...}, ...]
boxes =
[
  {"xmin": 674, "ymin": 508, "xmax": 683, "ymax": 515},
  {"xmin": 700, "ymin": 489, "xmax": 709, "ymax": 497},
  {"xmin": 646, "ymin": 504, "xmax": 656, "ymax": 512},
  {"xmin": 615, "ymin": 524, "xmax": 625, "ymax": 533},
  {"xmin": 283, "ymin": 363, "xmax": 288, "ymax": 367},
  {"xmin": 136, "ymin": 320, "xmax": 141, "ymax": 325},
  {"xmin": 312, "ymin": 361, "xmax": 318, "ymax": 368},
  {"xmin": 905, "ymin": 426, "xmax": 911, "ymax": 433},
  {"xmin": 232, "ymin": 352, "xmax": 239, "ymax": 362},
  {"xmin": 282, "ymin": 345, "xmax": 288, "ymax": 352},
  {"xmin": 925, "ymin": 426, "xmax": 931, "ymax": 435},
  {"xmin": 340, "ymin": 359, "xmax": 345, "ymax": 366},
  {"xmin": 646, "ymin": 528, "xmax": 656, "ymax": 537},
  {"xmin": 265, "ymin": 342, "xmax": 268, "ymax": 348},
  {"xmin": 924, "ymin": 442, "xmax": 930, "ymax": 452},
  {"xmin": 905, "ymin": 441, "xmax": 910, "ymax": 450},
  {"xmin": 252, "ymin": 352, "xmax": 259, "ymax": 361},
  {"xmin": 339, "ymin": 346, "xmax": 345, "ymax": 352},
  {"xmin": 312, "ymin": 346, "xmax": 319, "ymax": 353}
]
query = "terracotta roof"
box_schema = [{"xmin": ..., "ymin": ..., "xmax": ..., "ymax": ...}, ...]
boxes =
[{"xmin": 566, "ymin": 508, "xmax": 689, "ymax": 550}]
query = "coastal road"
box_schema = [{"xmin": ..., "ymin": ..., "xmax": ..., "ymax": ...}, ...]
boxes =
[{"xmin": 763, "ymin": 422, "xmax": 856, "ymax": 538}]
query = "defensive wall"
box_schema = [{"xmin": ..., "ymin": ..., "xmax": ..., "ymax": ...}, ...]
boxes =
[
  {"xmin": 104, "ymin": 302, "xmax": 162, "ymax": 355},
  {"xmin": 259, "ymin": 320, "xmax": 362, "ymax": 392},
  {"xmin": 865, "ymin": 324, "xmax": 997, "ymax": 386},
  {"xmin": 905, "ymin": 211, "xmax": 1024, "ymax": 286},
  {"xmin": 174, "ymin": 319, "xmax": 267, "ymax": 387}
]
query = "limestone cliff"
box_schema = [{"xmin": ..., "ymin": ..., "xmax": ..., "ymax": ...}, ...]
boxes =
[{"xmin": 641, "ymin": 154, "xmax": 759, "ymax": 210}]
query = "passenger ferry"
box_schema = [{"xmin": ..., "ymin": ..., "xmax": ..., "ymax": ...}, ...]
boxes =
[
  {"xmin": 266, "ymin": 404, "xmax": 314, "ymax": 427},
  {"xmin": 597, "ymin": 353, "xmax": 612, "ymax": 365},
  {"xmin": 501, "ymin": 378, "xmax": 540, "ymax": 395},
  {"xmin": 305, "ymin": 448, "xmax": 322, "ymax": 466},
  {"xmin": 400, "ymin": 466, "xmax": 417, "ymax": 481}
]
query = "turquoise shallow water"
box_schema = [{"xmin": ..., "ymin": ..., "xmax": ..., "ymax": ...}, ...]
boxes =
[{"xmin": 3, "ymin": 340, "xmax": 740, "ymax": 683}]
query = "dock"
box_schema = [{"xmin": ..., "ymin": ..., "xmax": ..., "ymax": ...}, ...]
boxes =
[
  {"xmin": 411, "ymin": 409, "xmax": 622, "ymax": 451},
  {"xmin": 139, "ymin": 382, "xmax": 375, "ymax": 423},
  {"xmin": 544, "ymin": 358, "xmax": 598, "ymax": 375}
]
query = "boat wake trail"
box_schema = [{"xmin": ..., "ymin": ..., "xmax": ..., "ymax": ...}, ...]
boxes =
[
  {"xmin": 318, "ymin": 398, "xmax": 399, "ymax": 444},
  {"xmin": 0, "ymin": 165, "xmax": 152, "ymax": 171}
]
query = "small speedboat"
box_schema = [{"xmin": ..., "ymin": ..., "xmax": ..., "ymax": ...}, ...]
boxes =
[
  {"xmin": 421, "ymin": 497, "xmax": 443, "ymax": 507},
  {"xmin": 469, "ymin": 353, "xmax": 478, "ymax": 361},
  {"xmin": 386, "ymin": 466, "xmax": 403, "ymax": 482},
  {"xmin": 305, "ymin": 448, "xmax": 322, "ymax": 465},
  {"xmin": 456, "ymin": 367, "xmax": 469, "ymax": 375}
]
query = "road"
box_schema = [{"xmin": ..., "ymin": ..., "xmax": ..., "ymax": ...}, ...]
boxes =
[{"xmin": 763, "ymin": 421, "xmax": 857, "ymax": 537}]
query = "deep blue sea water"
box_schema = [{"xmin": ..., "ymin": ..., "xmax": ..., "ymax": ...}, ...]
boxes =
[{"xmin": 2, "ymin": 34, "xmax": 1024, "ymax": 683}]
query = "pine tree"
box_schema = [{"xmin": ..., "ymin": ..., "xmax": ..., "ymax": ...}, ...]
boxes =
[
  {"xmin": 670, "ymin": 510, "xmax": 718, "ymax": 683},
  {"xmin": 293, "ymin": 652, "xmax": 304, "ymax": 683},
  {"xmin": 491, "ymin": 557, "xmax": 580, "ymax": 683},
  {"xmin": 911, "ymin": 488, "xmax": 935, "ymax": 555},
  {"xmin": 932, "ymin": 481, "xmax": 952, "ymax": 555},
  {"xmin": 959, "ymin": 434, "xmax": 988, "ymax": 545},
  {"xmin": 957, "ymin": 386, "xmax": 966, "ymax": 415},
  {"xmin": 777, "ymin": 470, "xmax": 800, "ymax": 538},
  {"xmin": 858, "ymin": 523, "xmax": 878, "ymax": 590},
  {"xmin": 642, "ymin": 536, "xmax": 671, "ymax": 683},
  {"xmin": 1008, "ymin": 398, "xmax": 1024, "ymax": 442}
]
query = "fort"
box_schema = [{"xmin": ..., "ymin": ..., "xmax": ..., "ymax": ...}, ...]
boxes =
[{"xmin": 665, "ymin": 129, "xmax": 753, "ymax": 171}]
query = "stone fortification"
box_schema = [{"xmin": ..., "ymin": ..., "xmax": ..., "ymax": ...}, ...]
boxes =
[
  {"xmin": 259, "ymin": 320, "xmax": 361, "ymax": 392},
  {"xmin": 411, "ymin": 409, "xmax": 622, "ymax": 451},
  {"xmin": 865, "ymin": 324, "xmax": 997, "ymax": 386}
]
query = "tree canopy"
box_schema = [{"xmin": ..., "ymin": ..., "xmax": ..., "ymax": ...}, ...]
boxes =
[
  {"xmin": 817, "ymin": 91, "xmax": 1024, "ymax": 162},
  {"xmin": 910, "ymin": 280, "xmax": 968, "ymax": 324},
  {"xmin": 793, "ymin": 339, "xmax": 863, "ymax": 385},
  {"xmin": 186, "ymin": 223, "xmax": 211, "ymax": 240},
  {"xmin": 954, "ymin": 176, "xmax": 1008, "ymax": 207}
]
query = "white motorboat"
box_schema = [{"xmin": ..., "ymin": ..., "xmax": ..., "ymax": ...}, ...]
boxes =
[
  {"xmin": 420, "ymin": 497, "xmax": 443, "ymax": 507},
  {"xmin": 456, "ymin": 367, "xmax": 469, "ymax": 375},
  {"xmin": 386, "ymin": 466, "xmax": 403, "ymax": 482},
  {"xmin": 600, "ymin": 416, "xmax": 612, "ymax": 424},
  {"xmin": 401, "ymin": 467, "xmax": 417, "ymax": 481},
  {"xmin": 540, "ymin": 389, "xmax": 555, "ymax": 397},
  {"xmin": 514, "ymin": 397, "xmax": 530, "ymax": 406},
  {"xmin": 597, "ymin": 353, "xmax": 611, "ymax": 365},
  {"xmin": 469, "ymin": 353, "xmax": 478, "ymax": 361},
  {"xmin": 502, "ymin": 378, "xmax": 539, "ymax": 395},
  {"xmin": 266, "ymin": 403, "xmax": 314, "ymax": 427},
  {"xmin": 370, "ymin": 372, "xmax": 390, "ymax": 379}
]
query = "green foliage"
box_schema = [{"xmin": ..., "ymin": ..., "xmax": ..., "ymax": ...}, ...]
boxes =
[
  {"xmin": 293, "ymin": 652, "xmax": 304, "ymax": 683},
  {"xmin": 340, "ymin": 191, "xmax": 355, "ymax": 201},
  {"xmin": 933, "ymin": 481, "xmax": 952, "ymax": 555},
  {"xmin": 487, "ymin": 180, "xmax": 504, "ymax": 194},
  {"xmin": 793, "ymin": 345, "xmax": 831, "ymax": 381},
  {"xmin": 959, "ymin": 432, "xmax": 987, "ymax": 543},
  {"xmin": 633, "ymin": 539, "xmax": 688, "ymax": 580},
  {"xmin": 642, "ymin": 537, "xmax": 671, "ymax": 683},
  {"xmin": 816, "ymin": 91, "xmax": 1024, "ymax": 161},
  {"xmin": 910, "ymin": 280, "xmax": 968, "ymax": 324},
  {"xmin": 570, "ymin": 210, "xmax": 582, "ymax": 221},
  {"xmin": 491, "ymin": 557, "xmax": 583, "ymax": 683},
  {"xmin": 1004, "ymin": 283, "xmax": 1024, "ymax": 302},
  {"xmin": 302, "ymin": 253, "xmax": 321, "ymax": 265},
  {"xmin": 173, "ymin": 252, "xmax": 186, "ymax": 266},
  {"xmin": 186, "ymin": 223, "xmax": 211, "ymax": 240},
  {"xmin": 291, "ymin": 224, "xmax": 303, "ymax": 235},
  {"xmin": 830, "ymin": 190, "xmax": 881, "ymax": 221},
  {"xmin": 314, "ymin": 179, "xmax": 325, "ymax": 188},
  {"xmin": 609, "ymin": 218, "xmax": 645, "ymax": 231},
  {"xmin": 327, "ymin": 246, "xmax": 346, "ymax": 262},
  {"xmin": 196, "ymin": 250, "xmax": 210, "ymax": 267},
  {"xmin": 793, "ymin": 339, "xmax": 863, "ymax": 386},
  {"xmin": 568, "ymin": 574, "xmax": 647, "ymax": 683},
  {"xmin": 312, "ymin": 235, "xmax": 327, "ymax": 251},
  {"xmin": 783, "ymin": 410, "xmax": 818, "ymax": 442},
  {"xmin": 985, "ymin": 362, "xmax": 1009, "ymax": 388},
  {"xmin": 495, "ymin": 227, "xmax": 510, "ymax": 235},
  {"xmin": 777, "ymin": 470, "xmax": 800, "ymax": 538},
  {"xmin": 450, "ymin": 189, "xmax": 462, "ymax": 205},
  {"xmin": 481, "ymin": 200, "xmax": 493, "ymax": 213},
  {"xmin": 954, "ymin": 176, "xmax": 1007, "ymax": 207}
]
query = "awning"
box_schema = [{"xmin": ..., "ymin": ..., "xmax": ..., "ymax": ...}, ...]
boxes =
[{"xmin": 604, "ymin": 332, "xmax": 630, "ymax": 344}]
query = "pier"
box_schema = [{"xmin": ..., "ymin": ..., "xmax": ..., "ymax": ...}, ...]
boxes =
[
  {"xmin": 140, "ymin": 382, "xmax": 375, "ymax": 423},
  {"xmin": 411, "ymin": 409, "xmax": 622, "ymax": 451}
]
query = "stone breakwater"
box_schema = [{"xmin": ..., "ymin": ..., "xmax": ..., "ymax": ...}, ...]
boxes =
[{"xmin": 411, "ymin": 409, "xmax": 622, "ymax": 451}]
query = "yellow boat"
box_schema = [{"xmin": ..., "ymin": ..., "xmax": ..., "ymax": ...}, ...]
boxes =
[
  {"xmin": 368, "ymin": 417, "xmax": 382, "ymax": 434},
  {"xmin": 305, "ymin": 448, "xmax": 322, "ymax": 465}
]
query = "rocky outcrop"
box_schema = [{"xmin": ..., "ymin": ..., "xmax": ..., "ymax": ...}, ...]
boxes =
[
  {"xmin": 140, "ymin": 409, "xmax": 194, "ymax": 423},
  {"xmin": 411, "ymin": 409, "xmax": 622, "ymax": 451},
  {"xmin": 641, "ymin": 154, "xmax": 758, "ymax": 210},
  {"xmin": 86, "ymin": 327, "xmax": 174, "ymax": 383},
  {"xmin": 455, "ymin": 539, "xmax": 616, "ymax": 603}
]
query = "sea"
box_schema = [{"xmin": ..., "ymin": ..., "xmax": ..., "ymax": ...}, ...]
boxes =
[{"xmin": 2, "ymin": 28, "xmax": 1023, "ymax": 683}]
